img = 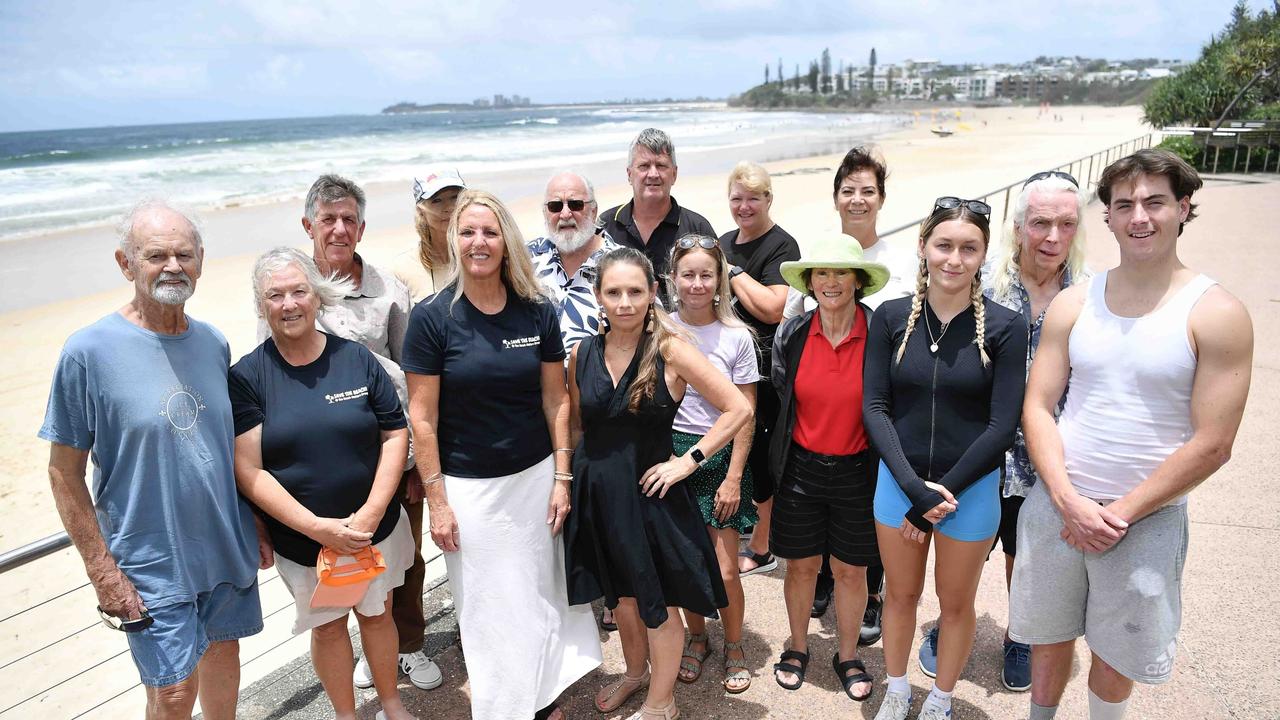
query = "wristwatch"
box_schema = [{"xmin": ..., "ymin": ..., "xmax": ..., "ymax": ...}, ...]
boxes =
[
  {"xmin": 688, "ymin": 448, "xmax": 708, "ymax": 467},
  {"xmin": 728, "ymin": 265, "xmax": 746, "ymax": 280}
]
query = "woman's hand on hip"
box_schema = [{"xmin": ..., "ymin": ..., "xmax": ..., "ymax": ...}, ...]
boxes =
[
  {"xmin": 640, "ymin": 455, "xmax": 696, "ymax": 498},
  {"xmin": 547, "ymin": 478, "xmax": 571, "ymax": 536},
  {"xmin": 428, "ymin": 502, "xmax": 460, "ymax": 552}
]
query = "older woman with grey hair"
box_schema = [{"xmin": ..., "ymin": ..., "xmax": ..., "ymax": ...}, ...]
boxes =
[{"xmin": 230, "ymin": 246, "xmax": 418, "ymax": 720}]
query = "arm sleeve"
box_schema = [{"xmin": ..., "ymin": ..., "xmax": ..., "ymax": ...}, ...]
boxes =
[
  {"xmin": 730, "ymin": 330, "xmax": 761, "ymax": 384},
  {"xmin": 934, "ymin": 311, "xmax": 1029, "ymax": 495},
  {"xmin": 770, "ymin": 320, "xmax": 792, "ymax": 395},
  {"xmin": 366, "ymin": 351, "xmax": 408, "ymax": 430},
  {"xmin": 861, "ymin": 307, "xmax": 944, "ymax": 532},
  {"xmin": 400, "ymin": 300, "xmax": 445, "ymax": 375},
  {"xmin": 758, "ymin": 234, "xmax": 801, "ymax": 287},
  {"xmin": 387, "ymin": 276, "xmax": 412, "ymax": 365},
  {"xmin": 538, "ymin": 301, "xmax": 567, "ymax": 363},
  {"xmin": 227, "ymin": 358, "xmax": 266, "ymax": 437},
  {"xmin": 37, "ymin": 351, "xmax": 95, "ymax": 450}
]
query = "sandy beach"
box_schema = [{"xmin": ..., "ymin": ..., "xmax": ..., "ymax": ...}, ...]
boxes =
[{"xmin": 0, "ymin": 104, "xmax": 1161, "ymax": 717}]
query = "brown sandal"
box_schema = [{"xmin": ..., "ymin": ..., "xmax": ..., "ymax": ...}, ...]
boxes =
[
  {"xmin": 677, "ymin": 632, "xmax": 711, "ymax": 683},
  {"xmin": 595, "ymin": 668, "xmax": 650, "ymax": 713},
  {"xmin": 625, "ymin": 698, "xmax": 680, "ymax": 720},
  {"xmin": 723, "ymin": 640, "xmax": 751, "ymax": 694}
]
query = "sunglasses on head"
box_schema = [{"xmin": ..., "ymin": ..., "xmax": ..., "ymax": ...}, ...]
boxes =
[
  {"xmin": 1023, "ymin": 170, "xmax": 1079, "ymax": 188},
  {"xmin": 933, "ymin": 196, "xmax": 992, "ymax": 219},
  {"xmin": 545, "ymin": 199, "xmax": 588, "ymax": 213},
  {"xmin": 675, "ymin": 236, "xmax": 719, "ymax": 250}
]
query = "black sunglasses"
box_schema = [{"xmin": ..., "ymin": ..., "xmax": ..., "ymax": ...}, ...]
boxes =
[
  {"xmin": 545, "ymin": 199, "xmax": 588, "ymax": 213},
  {"xmin": 675, "ymin": 236, "xmax": 719, "ymax": 250},
  {"xmin": 1023, "ymin": 170, "xmax": 1079, "ymax": 188},
  {"xmin": 933, "ymin": 196, "xmax": 992, "ymax": 218}
]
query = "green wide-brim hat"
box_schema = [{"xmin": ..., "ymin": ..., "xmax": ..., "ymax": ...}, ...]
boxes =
[{"xmin": 780, "ymin": 232, "xmax": 891, "ymax": 298}]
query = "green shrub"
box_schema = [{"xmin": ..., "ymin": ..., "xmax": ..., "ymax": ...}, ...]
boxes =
[{"xmin": 1158, "ymin": 136, "xmax": 1205, "ymax": 169}]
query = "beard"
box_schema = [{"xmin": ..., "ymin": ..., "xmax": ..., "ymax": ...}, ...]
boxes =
[
  {"xmin": 547, "ymin": 220, "xmax": 596, "ymax": 254},
  {"xmin": 150, "ymin": 272, "xmax": 194, "ymax": 305}
]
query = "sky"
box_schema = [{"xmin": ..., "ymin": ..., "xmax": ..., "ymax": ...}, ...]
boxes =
[{"xmin": 0, "ymin": 0, "xmax": 1264, "ymax": 133}]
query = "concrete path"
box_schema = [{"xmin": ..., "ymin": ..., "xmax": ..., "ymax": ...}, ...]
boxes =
[{"xmin": 231, "ymin": 175, "xmax": 1280, "ymax": 720}]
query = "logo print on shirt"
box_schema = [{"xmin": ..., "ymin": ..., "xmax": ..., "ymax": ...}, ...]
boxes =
[
  {"xmin": 326, "ymin": 386, "xmax": 370, "ymax": 404},
  {"xmin": 160, "ymin": 385, "xmax": 207, "ymax": 436},
  {"xmin": 502, "ymin": 335, "xmax": 541, "ymax": 349}
]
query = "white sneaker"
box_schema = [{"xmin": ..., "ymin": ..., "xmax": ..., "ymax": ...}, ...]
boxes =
[
  {"xmin": 875, "ymin": 691, "xmax": 912, "ymax": 720},
  {"xmin": 399, "ymin": 651, "xmax": 443, "ymax": 690},
  {"xmin": 375, "ymin": 711, "xmax": 419, "ymax": 720},
  {"xmin": 916, "ymin": 702, "xmax": 952, "ymax": 720},
  {"xmin": 354, "ymin": 655, "xmax": 374, "ymax": 689}
]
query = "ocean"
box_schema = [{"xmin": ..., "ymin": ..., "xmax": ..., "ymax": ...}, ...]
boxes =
[{"xmin": 0, "ymin": 104, "xmax": 903, "ymax": 243}]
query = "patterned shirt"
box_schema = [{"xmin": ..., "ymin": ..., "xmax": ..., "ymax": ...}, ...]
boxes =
[
  {"xmin": 527, "ymin": 233, "xmax": 619, "ymax": 355},
  {"xmin": 984, "ymin": 261, "xmax": 1085, "ymax": 497}
]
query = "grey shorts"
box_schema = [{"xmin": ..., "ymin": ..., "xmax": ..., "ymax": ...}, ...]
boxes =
[{"xmin": 1008, "ymin": 482, "xmax": 1189, "ymax": 684}]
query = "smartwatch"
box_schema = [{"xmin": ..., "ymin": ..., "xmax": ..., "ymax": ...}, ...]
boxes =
[
  {"xmin": 688, "ymin": 448, "xmax": 708, "ymax": 467},
  {"xmin": 728, "ymin": 265, "xmax": 746, "ymax": 280}
]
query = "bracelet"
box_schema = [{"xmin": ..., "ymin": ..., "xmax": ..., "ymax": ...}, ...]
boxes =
[
  {"xmin": 421, "ymin": 473, "xmax": 444, "ymax": 487},
  {"xmin": 553, "ymin": 471, "xmax": 574, "ymax": 483},
  {"xmin": 554, "ymin": 448, "xmax": 574, "ymax": 455}
]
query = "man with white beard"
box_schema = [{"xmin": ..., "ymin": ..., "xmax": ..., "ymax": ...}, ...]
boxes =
[
  {"xmin": 527, "ymin": 171, "xmax": 619, "ymax": 354},
  {"xmin": 40, "ymin": 200, "xmax": 264, "ymax": 719}
]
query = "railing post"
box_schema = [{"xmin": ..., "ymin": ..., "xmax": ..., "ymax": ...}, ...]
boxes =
[
  {"xmin": 1087, "ymin": 154, "xmax": 1095, "ymax": 189},
  {"xmin": 1003, "ymin": 186, "xmax": 1012, "ymax": 223}
]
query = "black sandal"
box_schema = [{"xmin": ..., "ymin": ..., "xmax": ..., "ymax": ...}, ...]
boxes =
[
  {"xmin": 773, "ymin": 649, "xmax": 810, "ymax": 690},
  {"xmin": 832, "ymin": 653, "xmax": 874, "ymax": 701},
  {"xmin": 738, "ymin": 549, "xmax": 779, "ymax": 576}
]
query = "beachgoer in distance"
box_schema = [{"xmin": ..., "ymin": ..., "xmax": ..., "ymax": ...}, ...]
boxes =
[
  {"xmin": 564, "ymin": 247, "xmax": 751, "ymax": 720},
  {"xmin": 667, "ymin": 235, "xmax": 759, "ymax": 693},
  {"xmin": 717, "ymin": 162, "xmax": 800, "ymax": 590},
  {"xmin": 401, "ymin": 190, "xmax": 601, "ymax": 720},
  {"xmin": 865, "ymin": 197, "xmax": 1028, "ymax": 720},
  {"xmin": 1010, "ymin": 150, "xmax": 1253, "ymax": 720},
  {"xmin": 395, "ymin": 167, "xmax": 466, "ymax": 303},
  {"xmin": 41, "ymin": 200, "xmax": 264, "ymax": 720},
  {"xmin": 285, "ymin": 174, "xmax": 442, "ymax": 693},
  {"xmin": 231, "ymin": 247, "xmax": 416, "ymax": 720},
  {"xmin": 601, "ymin": 128, "xmax": 715, "ymax": 305},
  {"xmin": 766, "ymin": 233, "xmax": 889, "ymax": 705}
]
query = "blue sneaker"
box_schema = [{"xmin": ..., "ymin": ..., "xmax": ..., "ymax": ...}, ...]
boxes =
[
  {"xmin": 1002, "ymin": 639, "xmax": 1032, "ymax": 691},
  {"xmin": 917, "ymin": 626, "xmax": 938, "ymax": 678}
]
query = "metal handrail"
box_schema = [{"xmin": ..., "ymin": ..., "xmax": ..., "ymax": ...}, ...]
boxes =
[
  {"xmin": 0, "ymin": 532, "xmax": 71, "ymax": 574},
  {"xmin": 881, "ymin": 132, "xmax": 1156, "ymax": 239}
]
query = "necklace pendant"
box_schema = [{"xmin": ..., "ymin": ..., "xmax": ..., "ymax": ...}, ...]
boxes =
[{"xmin": 930, "ymin": 343, "xmax": 939, "ymax": 353}]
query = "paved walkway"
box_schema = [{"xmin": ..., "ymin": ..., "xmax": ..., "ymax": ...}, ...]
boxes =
[{"xmin": 231, "ymin": 175, "xmax": 1280, "ymax": 720}]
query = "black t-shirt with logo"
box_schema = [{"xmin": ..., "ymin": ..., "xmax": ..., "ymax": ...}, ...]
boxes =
[
  {"xmin": 719, "ymin": 224, "xmax": 801, "ymax": 373},
  {"xmin": 229, "ymin": 334, "xmax": 407, "ymax": 566},
  {"xmin": 401, "ymin": 285, "xmax": 566, "ymax": 478}
]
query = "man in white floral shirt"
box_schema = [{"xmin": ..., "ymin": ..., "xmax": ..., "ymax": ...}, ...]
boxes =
[{"xmin": 527, "ymin": 171, "xmax": 618, "ymax": 355}]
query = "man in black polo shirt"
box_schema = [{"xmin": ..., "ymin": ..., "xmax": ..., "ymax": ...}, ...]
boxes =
[{"xmin": 601, "ymin": 127, "xmax": 715, "ymax": 304}]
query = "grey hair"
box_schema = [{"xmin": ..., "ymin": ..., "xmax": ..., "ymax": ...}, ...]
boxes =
[
  {"xmin": 251, "ymin": 246, "xmax": 355, "ymax": 318},
  {"xmin": 545, "ymin": 170, "xmax": 597, "ymax": 204},
  {"xmin": 116, "ymin": 198, "xmax": 203, "ymax": 260},
  {"xmin": 304, "ymin": 174, "xmax": 366, "ymax": 225},
  {"xmin": 628, "ymin": 128, "xmax": 677, "ymax": 167},
  {"xmin": 991, "ymin": 176, "xmax": 1088, "ymax": 299}
]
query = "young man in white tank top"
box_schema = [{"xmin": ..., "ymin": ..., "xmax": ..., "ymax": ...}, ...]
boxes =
[{"xmin": 1009, "ymin": 149, "xmax": 1253, "ymax": 720}]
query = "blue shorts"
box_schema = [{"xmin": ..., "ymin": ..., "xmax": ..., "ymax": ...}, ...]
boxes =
[
  {"xmin": 872, "ymin": 461, "xmax": 1000, "ymax": 541},
  {"xmin": 125, "ymin": 581, "xmax": 263, "ymax": 687}
]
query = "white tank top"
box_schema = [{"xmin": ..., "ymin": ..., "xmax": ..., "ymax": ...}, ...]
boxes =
[{"xmin": 1058, "ymin": 269, "xmax": 1216, "ymax": 502}]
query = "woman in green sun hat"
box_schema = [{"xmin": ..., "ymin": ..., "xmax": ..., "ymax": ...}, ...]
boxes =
[{"xmin": 765, "ymin": 232, "xmax": 888, "ymax": 703}]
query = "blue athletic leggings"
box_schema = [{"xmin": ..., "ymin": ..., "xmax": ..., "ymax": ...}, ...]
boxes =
[{"xmin": 872, "ymin": 460, "xmax": 1000, "ymax": 541}]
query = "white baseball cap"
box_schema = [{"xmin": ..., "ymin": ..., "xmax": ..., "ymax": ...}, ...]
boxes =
[{"xmin": 412, "ymin": 168, "xmax": 466, "ymax": 202}]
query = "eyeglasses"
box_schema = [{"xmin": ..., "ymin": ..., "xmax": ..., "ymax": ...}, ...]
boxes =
[
  {"xmin": 675, "ymin": 236, "xmax": 719, "ymax": 250},
  {"xmin": 98, "ymin": 606, "xmax": 154, "ymax": 633},
  {"xmin": 933, "ymin": 196, "xmax": 992, "ymax": 218},
  {"xmin": 545, "ymin": 199, "xmax": 588, "ymax": 213},
  {"xmin": 1023, "ymin": 170, "xmax": 1079, "ymax": 188}
]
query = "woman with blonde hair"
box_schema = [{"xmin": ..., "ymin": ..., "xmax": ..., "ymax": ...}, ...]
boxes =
[
  {"xmin": 565, "ymin": 247, "xmax": 752, "ymax": 720},
  {"xmin": 400, "ymin": 190, "xmax": 601, "ymax": 720},
  {"xmin": 666, "ymin": 235, "xmax": 758, "ymax": 692},
  {"xmin": 863, "ymin": 198, "xmax": 1028, "ymax": 720},
  {"xmin": 394, "ymin": 167, "xmax": 466, "ymax": 303}
]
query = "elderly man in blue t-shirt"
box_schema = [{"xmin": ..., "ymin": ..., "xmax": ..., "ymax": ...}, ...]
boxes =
[{"xmin": 39, "ymin": 201, "xmax": 264, "ymax": 720}]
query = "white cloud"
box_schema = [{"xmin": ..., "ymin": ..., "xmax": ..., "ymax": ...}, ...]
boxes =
[{"xmin": 56, "ymin": 63, "xmax": 209, "ymax": 96}]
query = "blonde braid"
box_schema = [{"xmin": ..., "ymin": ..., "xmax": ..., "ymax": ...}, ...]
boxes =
[
  {"xmin": 971, "ymin": 272, "xmax": 991, "ymax": 367},
  {"xmin": 895, "ymin": 256, "xmax": 930, "ymax": 364}
]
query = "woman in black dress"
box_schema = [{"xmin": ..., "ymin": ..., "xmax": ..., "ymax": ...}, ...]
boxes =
[{"xmin": 564, "ymin": 247, "xmax": 753, "ymax": 720}]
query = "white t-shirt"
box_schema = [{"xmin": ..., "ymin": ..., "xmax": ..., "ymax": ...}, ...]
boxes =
[{"xmin": 671, "ymin": 314, "xmax": 760, "ymax": 435}]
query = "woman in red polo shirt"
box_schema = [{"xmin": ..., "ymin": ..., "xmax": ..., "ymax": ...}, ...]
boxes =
[{"xmin": 766, "ymin": 233, "xmax": 889, "ymax": 703}]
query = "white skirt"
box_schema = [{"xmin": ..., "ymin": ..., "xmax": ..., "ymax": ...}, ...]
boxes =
[
  {"xmin": 275, "ymin": 507, "xmax": 414, "ymax": 635},
  {"xmin": 444, "ymin": 454, "xmax": 602, "ymax": 720}
]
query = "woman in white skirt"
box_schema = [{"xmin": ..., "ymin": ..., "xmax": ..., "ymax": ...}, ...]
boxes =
[
  {"xmin": 231, "ymin": 247, "xmax": 417, "ymax": 720},
  {"xmin": 402, "ymin": 190, "xmax": 602, "ymax": 720}
]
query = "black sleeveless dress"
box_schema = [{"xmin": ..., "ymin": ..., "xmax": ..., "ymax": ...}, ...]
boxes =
[{"xmin": 564, "ymin": 334, "xmax": 728, "ymax": 629}]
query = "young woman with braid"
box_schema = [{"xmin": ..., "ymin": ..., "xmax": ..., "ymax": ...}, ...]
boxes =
[{"xmin": 863, "ymin": 198, "xmax": 1028, "ymax": 720}]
